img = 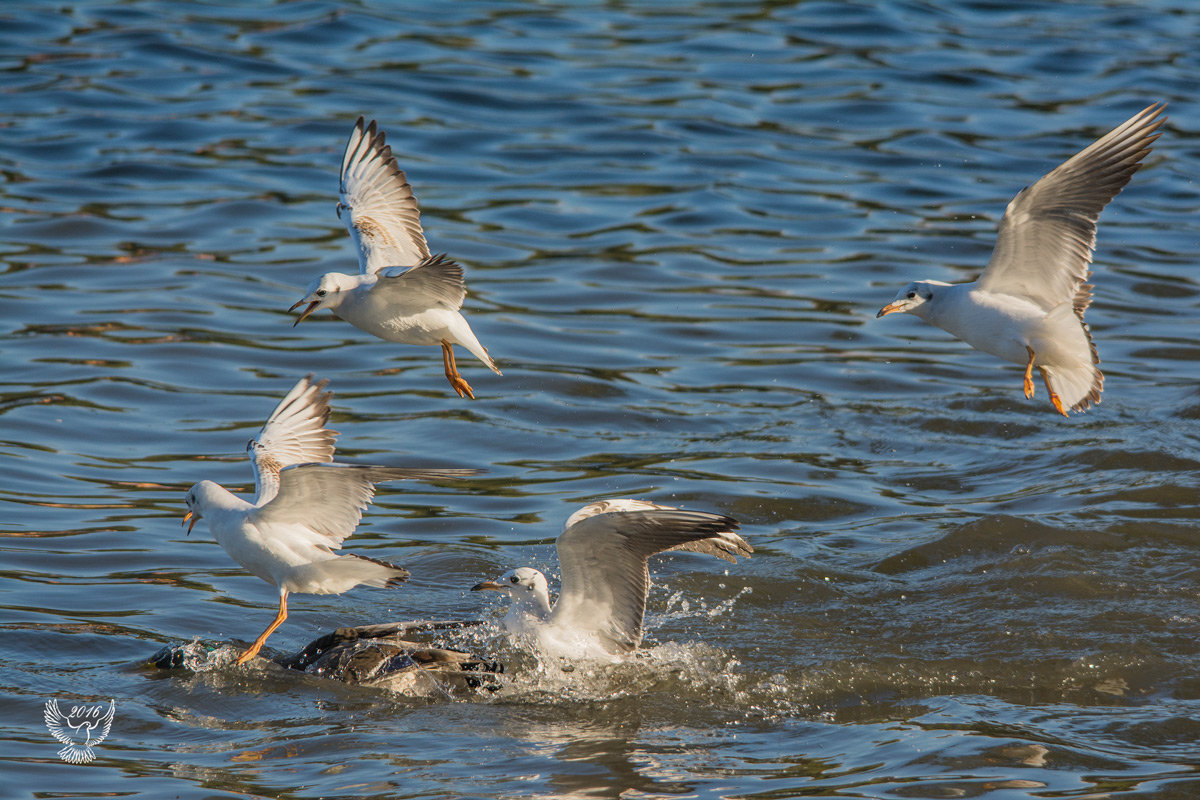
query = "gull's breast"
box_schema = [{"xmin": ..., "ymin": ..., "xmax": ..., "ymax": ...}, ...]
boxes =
[{"xmin": 938, "ymin": 287, "xmax": 1048, "ymax": 365}]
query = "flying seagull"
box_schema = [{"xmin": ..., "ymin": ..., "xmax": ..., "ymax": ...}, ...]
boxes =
[
  {"xmin": 877, "ymin": 103, "xmax": 1166, "ymax": 415},
  {"xmin": 290, "ymin": 118, "xmax": 500, "ymax": 399},
  {"xmin": 472, "ymin": 499, "xmax": 751, "ymax": 660},
  {"xmin": 182, "ymin": 375, "xmax": 478, "ymax": 665}
]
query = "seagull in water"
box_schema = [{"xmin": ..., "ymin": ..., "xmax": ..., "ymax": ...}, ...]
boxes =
[
  {"xmin": 877, "ymin": 103, "xmax": 1166, "ymax": 415},
  {"xmin": 290, "ymin": 118, "xmax": 500, "ymax": 399},
  {"xmin": 472, "ymin": 499, "xmax": 751, "ymax": 660},
  {"xmin": 183, "ymin": 375, "xmax": 478, "ymax": 665}
]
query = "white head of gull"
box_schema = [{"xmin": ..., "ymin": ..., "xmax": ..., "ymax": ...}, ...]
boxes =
[
  {"xmin": 472, "ymin": 499, "xmax": 752, "ymax": 661},
  {"xmin": 182, "ymin": 375, "xmax": 477, "ymax": 665},
  {"xmin": 877, "ymin": 103, "xmax": 1166, "ymax": 415},
  {"xmin": 289, "ymin": 117, "xmax": 500, "ymax": 399}
]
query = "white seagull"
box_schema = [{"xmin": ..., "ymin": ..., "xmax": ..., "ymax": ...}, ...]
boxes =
[
  {"xmin": 877, "ymin": 103, "xmax": 1166, "ymax": 415},
  {"xmin": 289, "ymin": 117, "xmax": 500, "ymax": 399},
  {"xmin": 183, "ymin": 375, "xmax": 478, "ymax": 665},
  {"xmin": 472, "ymin": 499, "xmax": 751, "ymax": 660}
]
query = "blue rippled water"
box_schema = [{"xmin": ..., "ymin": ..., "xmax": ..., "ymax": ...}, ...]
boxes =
[{"xmin": 4, "ymin": 1, "xmax": 1200, "ymax": 797}]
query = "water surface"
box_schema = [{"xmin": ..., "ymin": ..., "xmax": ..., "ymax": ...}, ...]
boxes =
[{"xmin": 4, "ymin": 1, "xmax": 1200, "ymax": 797}]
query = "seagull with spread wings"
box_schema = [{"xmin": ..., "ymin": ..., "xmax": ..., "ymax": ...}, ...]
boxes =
[
  {"xmin": 877, "ymin": 103, "xmax": 1166, "ymax": 415},
  {"xmin": 183, "ymin": 375, "xmax": 478, "ymax": 665},
  {"xmin": 290, "ymin": 118, "xmax": 500, "ymax": 399},
  {"xmin": 472, "ymin": 499, "xmax": 751, "ymax": 660}
]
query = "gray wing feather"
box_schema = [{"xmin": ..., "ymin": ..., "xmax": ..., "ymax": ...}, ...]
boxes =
[
  {"xmin": 978, "ymin": 103, "xmax": 1165, "ymax": 310},
  {"xmin": 340, "ymin": 117, "xmax": 430, "ymax": 275},
  {"xmin": 254, "ymin": 463, "xmax": 479, "ymax": 547},
  {"xmin": 375, "ymin": 253, "xmax": 468, "ymax": 310},
  {"xmin": 550, "ymin": 508, "xmax": 749, "ymax": 653},
  {"xmin": 664, "ymin": 535, "xmax": 754, "ymax": 563}
]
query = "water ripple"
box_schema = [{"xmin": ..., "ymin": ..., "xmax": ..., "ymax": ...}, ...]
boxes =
[{"xmin": 3, "ymin": 0, "xmax": 1200, "ymax": 796}]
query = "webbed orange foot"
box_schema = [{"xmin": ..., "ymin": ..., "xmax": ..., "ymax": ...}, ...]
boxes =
[
  {"xmin": 1037, "ymin": 365, "xmax": 1068, "ymax": 417},
  {"xmin": 234, "ymin": 644, "xmax": 262, "ymax": 665},
  {"xmin": 442, "ymin": 341, "xmax": 476, "ymax": 400},
  {"xmin": 1023, "ymin": 346, "xmax": 1036, "ymax": 399}
]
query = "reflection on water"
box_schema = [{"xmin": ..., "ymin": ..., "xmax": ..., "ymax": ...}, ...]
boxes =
[{"xmin": 4, "ymin": 0, "xmax": 1200, "ymax": 796}]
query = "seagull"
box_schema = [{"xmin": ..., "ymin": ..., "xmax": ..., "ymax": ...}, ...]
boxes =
[
  {"xmin": 472, "ymin": 499, "xmax": 751, "ymax": 660},
  {"xmin": 182, "ymin": 375, "xmax": 479, "ymax": 665},
  {"xmin": 289, "ymin": 117, "xmax": 500, "ymax": 399},
  {"xmin": 877, "ymin": 103, "xmax": 1166, "ymax": 415}
]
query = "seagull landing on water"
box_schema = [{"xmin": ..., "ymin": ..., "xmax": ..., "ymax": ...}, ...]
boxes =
[
  {"xmin": 877, "ymin": 103, "xmax": 1166, "ymax": 416},
  {"xmin": 182, "ymin": 375, "xmax": 479, "ymax": 665},
  {"xmin": 472, "ymin": 499, "xmax": 752, "ymax": 660},
  {"xmin": 289, "ymin": 118, "xmax": 500, "ymax": 400}
]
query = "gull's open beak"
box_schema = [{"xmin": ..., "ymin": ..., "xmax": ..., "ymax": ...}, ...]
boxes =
[
  {"xmin": 471, "ymin": 580, "xmax": 504, "ymax": 592},
  {"xmin": 876, "ymin": 300, "xmax": 905, "ymax": 318},
  {"xmin": 289, "ymin": 299, "xmax": 320, "ymax": 327},
  {"xmin": 182, "ymin": 510, "xmax": 199, "ymax": 535}
]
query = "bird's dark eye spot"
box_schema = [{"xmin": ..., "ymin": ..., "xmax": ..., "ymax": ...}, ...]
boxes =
[
  {"xmin": 316, "ymin": 289, "xmax": 327, "ymax": 297},
  {"xmin": 906, "ymin": 291, "xmax": 917, "ymax": 299},
  {"xmin": 509, "ymin": 576, "xmax": 519, "ymax": 584}
]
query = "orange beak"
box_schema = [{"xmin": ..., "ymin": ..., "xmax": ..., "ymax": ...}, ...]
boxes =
[
  {"xmin": 289, "ymin": 299, "xmax": 320, "ymax": 326},
  {"xmin": 183, "ymin": 510, "xmax": 199, "ymax": 535},
  {"xmin": 876, "ymin": 301, "xmax": 905, "ymax": 318},
  {"xmin": 471, "ymin": 580, "xmax": 505, "ymax": 592}
]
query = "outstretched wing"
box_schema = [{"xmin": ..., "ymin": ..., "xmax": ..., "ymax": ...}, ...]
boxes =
[
  {"xmin": 253, "ymin": 463, "xmax": 480, "ymax": 548},
  {"xmin": 88, "ymin": 700, "xmax": 115, "ymax": 746},
  {"xmin": 340, "ymin": 117, "xmax": 431, "ymax": 275},
  {"xmin": 551, "ymin": 503, "xmax": 750, "ymax": 653},
  {"xmin": 44, "ymin": 699, "xmax": 74, "ymax": 745},
  {"xmin": 563, "ymin": 499, "xmax": 753, "ymax": 563},
  {"xmin": 248, "ymin": 375, "xmax": 338, "ymax": 505},
  {"xmin": 374, "ymin": 253, "xmax": 468, "ymax": 312},
  {"xmin": 978, "ymin": 103, "xmax": 1165, "ymax": 311}
]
